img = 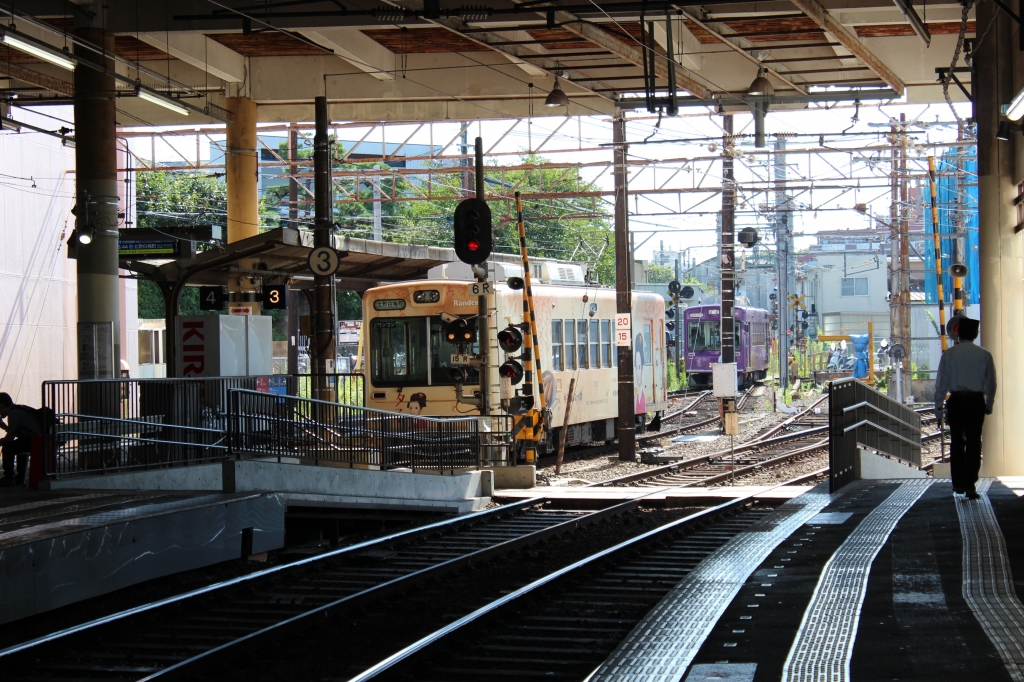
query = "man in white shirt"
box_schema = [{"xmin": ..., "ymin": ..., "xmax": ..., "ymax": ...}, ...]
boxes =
[{"xmin": 934, "ymin": 318, "xmax": 996, "ymax": 499}]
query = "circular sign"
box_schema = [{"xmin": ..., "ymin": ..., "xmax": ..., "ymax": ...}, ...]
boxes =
[
  {"xmin": 307, "ymin": 246, "xmax": 341, "ymax": 276},
  {"xmin": 889, "ymin": 343, "xmax": 906, "ymax": 360}
]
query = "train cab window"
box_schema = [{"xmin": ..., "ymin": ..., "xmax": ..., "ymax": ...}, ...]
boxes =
[
  {"xmin": 552, "ymin": 320, "xmax": 563, "ymax": 371},
  {"xmin": 370, "ymin": 317, "xmax": 478, "ymax": 387},
  {"xmin": 371, "ymin": 318, "xmax": 427, "ymax": 386},
  {"xmin": 643, "ymin": 323, "xmax": 652, "ymax": 365},
  {"xmin": 564, "ymin": 319, "xmax": 576, "ymax": 370},
  {"xmin": 577, "ymin": 320, "xmax": 588, "ymax": 369},
  {"xmin": 688, "ymin": 321, "xmax": 721, "ymax": 352},
  {"xmin": 590, "ymin": 320, "xmax": 600, "ymax": 368},
  {"xmin": 601, "ymin": 320, "xmax": 611, "ymax": 367}
]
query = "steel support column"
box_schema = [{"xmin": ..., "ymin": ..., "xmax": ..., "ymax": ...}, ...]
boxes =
[
  {"xmin": 977, "ymin": 0, "xmax": 1024, "ymax": 475},
  {"xmin": 312, "ymin": 96, "xmax": 337, "ymax": 400},
  {"xmin": 774, "ymin": 137, "xmax": 790, "ymax": 390},
  {"xmin": 226, "ymin": 96, "xmax": 260, "ymax": 314},
  {"xmin": 614, "ymin": 115, "xmax": 636, "ymax": 462},
  {"xmin": 74, "ymin": 27, "xmax": 120, "ymax": 379}
]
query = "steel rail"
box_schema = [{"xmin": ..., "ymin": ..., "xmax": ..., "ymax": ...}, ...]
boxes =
[
  {"xmin": 593, "ymin": 424, "xmax": 830, "ymax": 486},
  {"xmin": 0, "ymin": 496, "xmax": 543, "ymax": 660},
  {"xmin": 346, "ymin": 470, "xmax": 816, "ymax": 682}
]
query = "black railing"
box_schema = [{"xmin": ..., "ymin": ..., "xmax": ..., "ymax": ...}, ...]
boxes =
[
  {"xmin": 228, "ymin": 389, "xmax": 493, "ymax": 473},
  {"xmin": 828, "ymin": 377, "xmax": 922, "ymax": 492},
  {"xmin": 40, "ymin": 374, "xmax": 364, "ymax": 478},
  {"xmin": 41, "ymin": 377, "xmax": 255, "ymax": 477}
]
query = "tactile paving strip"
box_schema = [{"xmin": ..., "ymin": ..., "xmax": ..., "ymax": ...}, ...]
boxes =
[
  {"xmin": 956, "ymin": 479, "xmax": 1024, "ymax": 681},
  {"xmin": 781, "ymin": 480, "xmax": 932, "ymax": 682},
  {"xmin": 588, "ymin": 491, "xmax": 835, "ymax": 682}
]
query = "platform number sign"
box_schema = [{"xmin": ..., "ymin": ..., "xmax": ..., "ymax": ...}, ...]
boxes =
[
  {"xmin": 262, "ymin": 284, "xmax": 287, "ymax": 310},
  {"xmin": 307, "ymin": 246, "xmax": 342, "ymax": 276},
  {"xmin": 199, "ymin": 286, "xmax": 226, "ymax": 311},
  {"xmin": 615, "ymin": 313, "xmax": 632, "ymax": 347}
]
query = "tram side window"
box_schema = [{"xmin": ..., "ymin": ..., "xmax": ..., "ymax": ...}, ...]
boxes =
[
  {"xmin": 643, "ymin": 323, "xmax": 652, "ymax": 365},
  {"xmin": 590, "ymin": 320, "xmax": 600, "ymax": 368},
  {"xmin": 564, "ymin": 319, "xmax": 576, "ymax": 370},
  {"xmin": 578, "ymin": 320, "xmax": 588, "ymax": 369},
  {"xmin": 371, "ymin": 318, "xmax": 427, "ymax": 386},
  {"xmin": 601, "ymin": 319, "xmax": 611, "ymax": 367},
  {"xmin": 552, "ymin": 320, "xmax": 563, "ymax": 371}
]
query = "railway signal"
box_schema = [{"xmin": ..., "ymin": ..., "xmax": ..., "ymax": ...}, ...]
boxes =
[
  {"xmin": 738, "ymin": 227, "xmax": 759, "ymax": 248},
  {"xmin": 445, "ymin": 318, "xmax": 475, "ymax": 344},
  {"xmin": 453, "ymin": 197, "xmax": 492, "ymax": 264}
]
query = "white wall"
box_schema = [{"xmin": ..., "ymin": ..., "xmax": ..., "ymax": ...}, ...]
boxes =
[{"xmin": 0, "ymin": 110, "xmax": 78, "ymax": 406}]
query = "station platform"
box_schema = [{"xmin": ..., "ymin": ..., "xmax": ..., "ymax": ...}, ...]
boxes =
[
  {"xmin": 587, "ymin": 476, "xmax": 1024, "ymax": 682},
  {"xmin": 0, "ymin": 488, "xmax": 285, "ymax": 625}
]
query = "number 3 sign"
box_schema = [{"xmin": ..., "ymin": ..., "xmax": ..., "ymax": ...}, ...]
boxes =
[{"xmin": 307, "ymin": 246, "xmax": 342, "ymax": 276}]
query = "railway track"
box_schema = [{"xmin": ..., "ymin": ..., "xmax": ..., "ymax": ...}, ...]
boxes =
[
  {"xmin": 346, "ymin": 491, "xmax": 785, "ymax": 681},
  {"xmin": 0, "ymin": 497, "xmax": 662, "ymax": 681}
]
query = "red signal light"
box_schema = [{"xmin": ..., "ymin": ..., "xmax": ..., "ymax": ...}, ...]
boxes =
[{"xmin": 467, "ymin": 239, "xmax": 480, "ymax": 251}]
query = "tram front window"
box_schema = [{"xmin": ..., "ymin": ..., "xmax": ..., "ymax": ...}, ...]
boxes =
[
  {"xmin": 688, "ymin": 321, "xmax": 721, "ymax": 352},
  {"xmin": 370, "ymin": 317, "xmax": 478, "ymax": 387}
]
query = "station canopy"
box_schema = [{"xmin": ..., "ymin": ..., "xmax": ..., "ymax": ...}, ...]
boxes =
[{"xmin": 6, "ymin": 0, "xmax": 971, "ymax": 126}]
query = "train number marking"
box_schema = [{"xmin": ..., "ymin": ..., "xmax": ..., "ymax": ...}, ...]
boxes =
[{"xmin": 469, "ymin": 282, "xmax": 493, "ymax": 295}]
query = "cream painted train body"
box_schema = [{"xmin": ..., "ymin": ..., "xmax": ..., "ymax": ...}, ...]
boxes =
[{"xmin": 362, "ymin": 262, "xmax": 668, "ymax": 453}]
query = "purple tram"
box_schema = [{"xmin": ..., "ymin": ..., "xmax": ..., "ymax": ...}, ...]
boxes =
[{"xmin": 683, "ymin": 305, "xmax": 770, "ymax": 388}]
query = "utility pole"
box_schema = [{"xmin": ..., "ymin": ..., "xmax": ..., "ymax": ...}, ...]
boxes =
[
  {"xmin": 312, "ymin": 96, "xmax": 337, "ymax": 400},
  {"xmin": 288, "ymin": 126, "xmax": 299, "ymax": 230},
  {"xmin": 474, "ymin": 137, "xmax": 490, "ymax": 418},
  {"xmin": 373, "ymin": 165, "xmax": 383, "ymax": 241},
  {"xmin": 614, "ymin": 115, "xmax": 636, "ymax": 462},
  {"xmin": 774, "ymin": 136, "xmax": 790, "ymax": 390},
  {"xmin": 897, "ymin": 113, "xmax": 912, "ymax": 398},
  {"xmin": 721, "ymin": 115, "xmax": 736, "ymax": 366},
  {"xmin": 674, "ymin": 256, "xmax": 681, "ymax": 373}
]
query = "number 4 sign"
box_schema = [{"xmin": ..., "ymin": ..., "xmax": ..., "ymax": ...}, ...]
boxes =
[{"xmin": 615, "ymin": 313, "xmax": 632, "ymax": 347}]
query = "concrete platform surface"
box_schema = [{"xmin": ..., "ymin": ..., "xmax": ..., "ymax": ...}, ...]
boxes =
[
  {"xmin": 589, "ymin": 477, "xmax": 1024, "ymax": 682},
  {"xmin": 0, "ymin": 488, "xmax": 284, "ymax": 625}
]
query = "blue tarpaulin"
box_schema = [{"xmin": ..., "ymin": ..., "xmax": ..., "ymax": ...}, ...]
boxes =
[{"xmin": 923, "ymin": 149, "xmax": 979, "ymax": 305}]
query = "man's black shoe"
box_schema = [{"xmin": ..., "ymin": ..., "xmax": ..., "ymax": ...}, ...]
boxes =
[
  {"xmin": 954, "ymin": 489, "xmax": 965, "ymax": 495},
  {"xmin": 966, "ymin": 491, "xmax": 981, "ymax": 500}
]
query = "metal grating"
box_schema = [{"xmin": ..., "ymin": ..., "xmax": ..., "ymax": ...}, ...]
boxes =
[
  {"xmin": 589, "ymin": 492, "xmax": 835, "ymax": 682},
  {"xmin": 782, "ymin": 480, "xmax": 932, "ymax": 681},
  {"xmin": 956, "ymin": 479, "xmax": 1024, "ymax": 681}
]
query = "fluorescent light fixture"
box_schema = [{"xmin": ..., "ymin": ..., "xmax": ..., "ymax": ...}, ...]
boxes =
[
  {"xmin": 1, "ymin": 31, "xmax": 76, "ymax": 71},
  {"xmin": 1007, "ymin": 86, "xmax": 1024, "ymax": 122},
  {"xmin": 137, "ymin": 88, "xmax": 190, "ymax": 117}
]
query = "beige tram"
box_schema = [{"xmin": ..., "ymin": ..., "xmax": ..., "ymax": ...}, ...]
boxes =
[{"xmin": 362, "ymin": 262, "xmax": 668, "ymax": 453}]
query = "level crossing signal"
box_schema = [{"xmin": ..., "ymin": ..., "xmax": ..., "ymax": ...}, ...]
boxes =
[
  {"xmin": 499, "ymin": 359, "xmax": 524, "ymax": 384},
  {"xmin": 453, "ymin": 198, "xmax": 492, "ymax": 264},
  {"xmin": 497, "ymin": 326, "xmax": 523, "ymax": 353}
]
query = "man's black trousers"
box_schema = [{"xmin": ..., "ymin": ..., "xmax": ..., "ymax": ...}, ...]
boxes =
[
  {"xmin": 946, "ymin": 392, "xmax": 986, "ymax": 493},
  {"xmin": 2, "ymin": 437, "xmax": 31, "ymax": 484}
]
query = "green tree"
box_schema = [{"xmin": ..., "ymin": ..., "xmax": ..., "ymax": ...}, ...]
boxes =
[{"xmin": 646, "ymin": 263, "xmax": 675, "ymax": 283}]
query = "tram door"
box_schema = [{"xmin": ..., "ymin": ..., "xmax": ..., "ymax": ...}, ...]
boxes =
[
  {"xmin": 653, "ymin": 319, "xmax": 663, "ymax": 402},
  {"xmin": 643, "ymin": 320, "xmax": 654, "ymax": 409}
]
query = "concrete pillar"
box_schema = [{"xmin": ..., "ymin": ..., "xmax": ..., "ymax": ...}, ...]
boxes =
[
  {"xmin": 977, "ymin": 0, "xmax": 1024, "ymax": 475},
  {"xmin": 613, "ymin": 115, "xmax": 635, "ymax": 462},
  {"xmin": 225, "ymin": 96, "xmax": 260, "ymax": 314},
  {"xmin": 74, "ymin": 28, "xmax": 120, "ymax": 379}
]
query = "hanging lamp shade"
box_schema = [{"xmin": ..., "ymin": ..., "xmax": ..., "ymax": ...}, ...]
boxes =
[{"xmin": 544, "ymin": 77, "xmax": 570, "ymax": 107}]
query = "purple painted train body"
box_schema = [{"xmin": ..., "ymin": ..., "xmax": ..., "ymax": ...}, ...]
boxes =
[{"xmin": 683, "ymin": 304, "xmax": 771, "ymax": 388}]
